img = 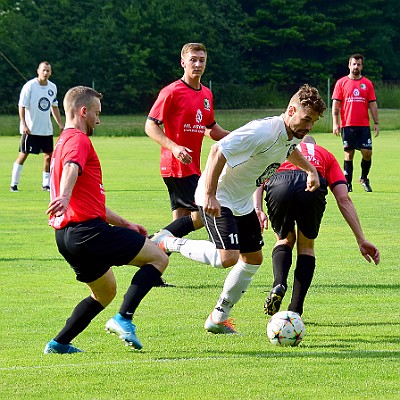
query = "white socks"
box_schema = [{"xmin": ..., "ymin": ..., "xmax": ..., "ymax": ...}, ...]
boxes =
[
  {"xmin": 165, "ymin": 237, "xmax": 223, "ymax": 268},
  {"xmin": 211, "ymin": 260, "xmax": 260, "ymax": 323},
  {"xmin": 42, "ymin": 172, "xmax": 50, "ymax": 187},
  {"xmin": 11, "ymin": 162, "xmax": 23, "ymax": 186},
  {"xmin": 10, "ymin": 163, "xmax": 50, "ymax": 188}
]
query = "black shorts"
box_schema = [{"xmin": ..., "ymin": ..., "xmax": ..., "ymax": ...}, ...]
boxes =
[
  {"xmin": 163, "ymin": 174, "xmax": 199, "ymax": 212},
  {"xmin": 199, "ymin": 206, "xmax": 264, "ymax": 253},
  {"xmin": 265, "ymin": 170, "xmax": 328, "ymax": 240},
  {"xmin": 341, "ymin": 126, "xmax": 372, "ymax": 151},
  {"xmin": 19, "ymin": 134, "xmax": 53, "ymax": 154},
  {"xmin": 55, "ymin": 218, "xmax": 146, "ymax": 283}
]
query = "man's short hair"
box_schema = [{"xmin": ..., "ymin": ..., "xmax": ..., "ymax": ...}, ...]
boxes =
[
  {"xmin": 181, "ymin": 43, "xmax": 207, "ymax": 58},
  {"xmin": 63, "ymin": 86, "xmax": 103, "ymax": 114},
  {"xmin": 349, "ymin": 53, "xmax": 364, "ymax": 63},
  {"xmin": 38, "ymin": 61, "xmax": 51, "ymax": 69},
  {"xmin": 291, "ymin": 84, "xmax": 327, "ymax": 116}
]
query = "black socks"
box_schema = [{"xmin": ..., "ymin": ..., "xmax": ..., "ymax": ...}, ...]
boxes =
[
  {"xmin": 271, "ymin": 244, "xmax": 293, "ymax": 289},
  {"xmin": 119, "ymin": 264, "xmax": 162, "ymax": 319},
  {"xmin": 288, "ymin": 254, "xmax": 316, "ymax": 316},
  {"xmin": 361, "ymin": 159, "xmax": 371, "ymax": 180},
  {"xmin": 54, "ymin": 296, "xmax": 104, "ymax": 344},
  {"xmin": 344, "ymin": 160, "xmax": 353, "ymax": 184},
  {"xmin": 163, "ymin": 215, "xmax": 195, "ymax": 237}
]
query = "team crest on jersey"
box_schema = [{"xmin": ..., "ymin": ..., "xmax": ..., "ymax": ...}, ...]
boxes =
[
  {"xmin": 353, "ymin": 88, "xmax": 360, "ymax": 96},
  {"xmin": 204, "ymin": 98, "xmax": 210, "ymax": 111},
  {"xmin": 256, "ymin": 163, "xmax": 281, "ymax": 186},
  {"xmin": 360, "ymin": 84, "xmax": 366, "ymax": 90},
  {"xmin": 48, "ymin": 89, "xmax": 54, "ymax": 97},
  {"xmin": 38, "ymin": 97, "xmax": 51, "ymax": 111},
  {"xmin": 196, "ymin": 109, "xmax": 203, "ymax": 123}
]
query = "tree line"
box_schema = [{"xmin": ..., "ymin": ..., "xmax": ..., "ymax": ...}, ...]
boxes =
[{"xmin": 0, "ymin": 0, "xmax": 399, "ymax": 114}]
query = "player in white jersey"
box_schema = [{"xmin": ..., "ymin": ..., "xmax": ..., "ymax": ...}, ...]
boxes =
[
  {"xmin": 10, "ymin": 61, "xmax": 64, "ymax": 192},
  {"xmin": 152, "ymin": 84, "xmax": 326, "ymax": 334}
]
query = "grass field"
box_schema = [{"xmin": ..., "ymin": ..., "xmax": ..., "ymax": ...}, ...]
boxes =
[{"xmin": 0, "ymin": 129, "xmax": 399, "ymax": 399}]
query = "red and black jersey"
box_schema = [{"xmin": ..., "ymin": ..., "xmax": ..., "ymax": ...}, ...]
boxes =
[
  {"xmin": 148, "ymin": 79, "xmax": 216, "ymax": 178},
  {"xmin": 49, "ymin": 128, "xmax": 106, "ymax": 229},
  {"xmin": 278, "ymin": 142, "xmax": 347, "ymax": 191},
  {"xmin": 332, "ymin": 76, "xmax": 376, "ymax": 127}
]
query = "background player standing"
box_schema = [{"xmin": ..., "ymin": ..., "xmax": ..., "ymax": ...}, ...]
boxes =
[
  {"xmin": 145, "ymin": 42, "xmax": 229, "ymax": 236},
  {"xmin": 10, "ymin": 61, "xmax": 64, "ymax": 192},
  {"xmin": 332, "ymin": 53, "xmax": 379, "ymax": 192},
  {"xmin": 145, "ymin": 42, "xmax": 229, "ymax": 286}
]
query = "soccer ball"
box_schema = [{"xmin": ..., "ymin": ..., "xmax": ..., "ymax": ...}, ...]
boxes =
[{"xmin": 267, "ymin": 311, "xmax": 306, "ymax": 347}]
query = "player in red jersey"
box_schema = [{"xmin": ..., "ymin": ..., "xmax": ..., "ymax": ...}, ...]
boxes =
[
  {"xmin": 332, "ymin": 53, "xmax": 379, "ymax": 192},
  {"xmin": 44, "ymin": 86, "xmax": 168, "ymax": 354},
  {"xmin": 255, "ymin": 136, "xmax": 380, "ymax": 317},
  {"xmin": 145, "ymin": 43, "xmax": 229, "ymax": 286}
]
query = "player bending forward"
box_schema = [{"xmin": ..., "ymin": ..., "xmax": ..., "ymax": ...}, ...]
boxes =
[{"xmin": 152, "ymin": 84, "xmax": 325, "ymax": 334}]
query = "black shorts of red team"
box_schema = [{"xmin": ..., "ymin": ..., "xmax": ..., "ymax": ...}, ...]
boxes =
[
  {"xmin": 55, "ymin": 218, "xmax": 146, "ymax": 283},
  {"xmin": 198, "ymin": 206, "xmax": 264, "ymax": 253},
  {"xmin": 341, "ymin": 126, "xmax": 372, "ymax": 151},
  {"xmin": 19, "ymin": 133, "xmax": 53, "ymax": 154},
  {"xmin": 265, "ymin": 170, "xmax": 328, "ymax": 240},
  {"xmin": 163, "ymin": 174, "xmax": 200, "ymax": 212}
]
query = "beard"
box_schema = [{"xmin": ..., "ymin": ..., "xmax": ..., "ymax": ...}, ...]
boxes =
[{"xmin": 292, "ymin": 129, "xmax": 309, "ymax": 139}]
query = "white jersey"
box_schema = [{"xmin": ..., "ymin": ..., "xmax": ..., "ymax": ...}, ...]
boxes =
[
  {"xmin": 18, "ymin": 78, "xmax": 59, "ymax": 136},
  {"xmin": 195, "ymin": 115, "xmax": 301, "ymax": 216}
]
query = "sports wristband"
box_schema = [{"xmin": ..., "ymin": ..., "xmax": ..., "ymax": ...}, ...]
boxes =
[{"xmin": 374, "ymin": 122, "xmax": 379, "ymax": 124}]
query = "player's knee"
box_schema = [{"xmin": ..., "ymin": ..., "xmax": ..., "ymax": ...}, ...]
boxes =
[
  {"xmin": 16, "ymin": 155, "xmax": 27, "ymax": 164},
  {"xmin": 152, "ymin": 250, "xmax": 169, "ymax": 273},
  {"xmin": 221, "ymin": 252, "xmax": 240, "ymax": 268},
  {"xmin": 94, "ymin": 285, "xmax": 117, "ymax": 307}
]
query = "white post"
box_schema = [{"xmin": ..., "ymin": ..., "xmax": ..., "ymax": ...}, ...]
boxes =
[{"xmin": 327, "ymin": 77, "xmax": 331, "ymax": 131}]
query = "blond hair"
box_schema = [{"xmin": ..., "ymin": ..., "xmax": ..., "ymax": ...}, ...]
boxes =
[{"xmin": 181, "ymin": 43, "xmax": 207, "ymax": 58}]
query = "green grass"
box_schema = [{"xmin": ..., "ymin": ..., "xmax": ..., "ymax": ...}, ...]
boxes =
[
  {"xmin": 1, "ymin": 108, "xmax": 400, "ymax": 136},
  {"xmin": 0, "ymin": 131, "xmax": 399, "ymax": 399}
]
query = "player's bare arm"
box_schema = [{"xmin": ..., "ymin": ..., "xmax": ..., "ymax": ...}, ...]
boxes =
[
  {"xmin": 106, "ymin": 208, "xmax": 147, "ymax": 236},
  {"xmin": 203, "ymin": 144, "xmax": 227, "ymax": 217},
  {"xmin": 287, "ymin": 148, "xmax": 320, "ymax": 191},
  {"xmin": 145, "ymin": 118, "xmax": 192, "ymax": 164},
  {"xmin": 369, "ymin": 101, "xmax": 380, "ymax": 137},
  {"xmin": 18, "ymin": 106, "xmax": 30, "ymax": 134},
  {"xmin": 46, "ymin": 162, "xmax": 79, "ymax": 217},
  {"xmin": 332, "ymin": 183, "xmax": 380, "ymax": 265},
  {"xmin": 332, "ymin": 99, "xmax": 341, "ymax": 136},
  {"xmin": 51, "ymin": 106, "xmax": 64, "ymax": 131},
  {"xmin": 253, "ymin": 184, "xmax": 269, "ymax": 232},
  {"xmin": 205, "ymin": 123, "xmax": 230, "ymax": 141}
]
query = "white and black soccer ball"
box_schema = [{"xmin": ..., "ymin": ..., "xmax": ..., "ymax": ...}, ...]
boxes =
[{"xmin": 267, "ymin": 311, "xmax": 306, "ymax": 347}]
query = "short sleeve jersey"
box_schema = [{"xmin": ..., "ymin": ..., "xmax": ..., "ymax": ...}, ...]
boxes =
[
  {"xmin": 278, "ymin": 142, "xmax": 347, "ymax": 190},
  {"xmin": 18, "ymin": 78, "xmax": 59, "ymax": 136},
  {"xmin": 331, "ymin": 76, "xmax": 376, "ymax": 127},
  {"xmin": 49, "ymin": 128, "xmax": 106, "ymax": 229},
  {"xmin": 148, "ymin": 79, "xmax": 216, "ymax": 178},
  {"xmin": 195, "ymin": 115, "xmax": 301, "ymax": 216}
]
